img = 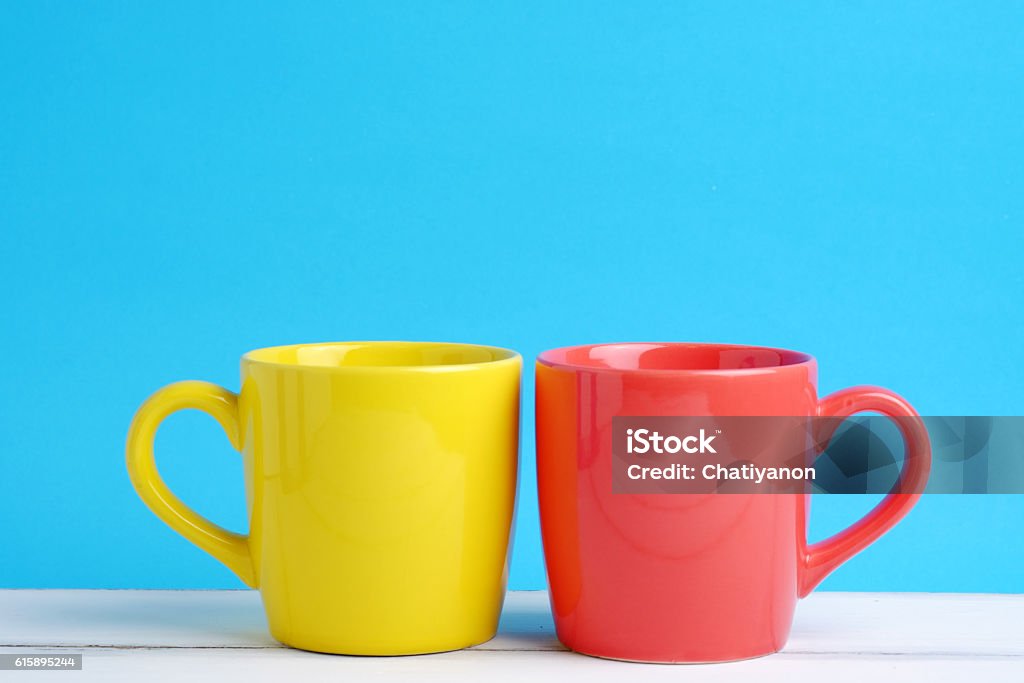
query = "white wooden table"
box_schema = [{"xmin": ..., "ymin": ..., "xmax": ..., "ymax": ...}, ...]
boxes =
[{"xmin": 1, "ymin": 590, "xmax": 1021, "ymax": 681}]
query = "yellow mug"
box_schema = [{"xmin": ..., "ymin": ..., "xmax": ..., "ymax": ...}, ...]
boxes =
[{"xmin": 126, "ymin": 341, "xmax": 521, "ymax": 655}]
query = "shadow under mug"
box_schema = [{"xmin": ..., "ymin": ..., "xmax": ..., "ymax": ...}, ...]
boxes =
[
  {"xmin": 536, "ymin": 342, "xmax": 931, "ymax": 663},
  {"xmin": 127, "ymin": 341, "xmax": 521, "ymax": 655}
]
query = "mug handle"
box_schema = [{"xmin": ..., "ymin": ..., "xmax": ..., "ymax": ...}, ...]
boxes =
[
  {"xmin": 126, "ymin": 380, "xmax": 256, "ymax": 587},
  {"xmin": 799, "ymin": 386, "xmax": 931, "ymax": 597}
]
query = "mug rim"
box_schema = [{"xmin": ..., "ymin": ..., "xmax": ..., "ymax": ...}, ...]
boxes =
[
  {"xmin": 536, "ymin": 342, "xmax": 815, "ymax": 375},
  {"xmin": 242, "ymin": 341, "xmax": 521, "ymax": 373}
]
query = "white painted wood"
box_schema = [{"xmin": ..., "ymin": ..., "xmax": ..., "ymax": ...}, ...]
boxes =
[
  {"xmin": 0, "ymin": 590, "xmax": 559, "ymax": 651},
  {"xmin": 3, "ymin": 649, "xmax": 1023, "ymax": 683},
  {"xmin": 0, "ymin": 591, "xmax": 1021, "ymax": 682}
]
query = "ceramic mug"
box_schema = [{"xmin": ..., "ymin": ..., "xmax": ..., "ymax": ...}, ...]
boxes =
[
  {"xmin": 536, "ymin": 342, "xmax": 930, "ymax": 663},
  {"xmin": 127, "ymin": 341, "xmax": 521, "ymax": 655}
]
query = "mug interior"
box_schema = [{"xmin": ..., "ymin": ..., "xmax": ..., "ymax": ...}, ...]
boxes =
[
  {"xmin": 538, "ymin": 343, "xmax": 813, "ymax": 372},
  {"xmin": 245, "ymin": 342, "xmax": 517, "ymax": 369}
]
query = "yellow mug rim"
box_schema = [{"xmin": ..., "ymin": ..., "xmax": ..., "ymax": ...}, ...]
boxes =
[{"xmin": 242, "ymin": 341, "xmax": 521, "ymax": 373}]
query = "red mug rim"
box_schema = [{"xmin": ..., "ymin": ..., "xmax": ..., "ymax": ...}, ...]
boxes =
[{"xmin": 536, "ymin": 342, "xmax": 815, "ymax": 375}]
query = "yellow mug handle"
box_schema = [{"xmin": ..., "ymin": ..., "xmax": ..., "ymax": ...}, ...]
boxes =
[{"xmin": 126, "ymin": 380, "xmax": 256, "ymax": 587}]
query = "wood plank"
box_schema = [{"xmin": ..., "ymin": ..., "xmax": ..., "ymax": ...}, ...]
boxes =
[
  {"xmin": 0, "ymin": 590, "xmax": 1021, "ymax": 658},
  {"xmin": 788, "ymin": 592, "xmax": 1024, "ymax": 657},
  {"xmin": 0, "ymin": 648, "xmax": 1021, "ymax": 683},
  {"xmin": 0, "ymin": 590, "xmax": 559, "ymax": 651}
]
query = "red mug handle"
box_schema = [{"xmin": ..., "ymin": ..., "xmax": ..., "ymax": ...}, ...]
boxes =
[{"xmin": 799, "ymin": 386, "xmax": 931, "ymax": 597}]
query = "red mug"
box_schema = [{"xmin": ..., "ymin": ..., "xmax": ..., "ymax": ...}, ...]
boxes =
[{"xmin": 536, "ymin": 343, "xmax": 930, "ymax": 663}]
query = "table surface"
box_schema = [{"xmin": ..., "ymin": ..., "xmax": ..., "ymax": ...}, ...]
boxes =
[{"xmin": 1, "ymin": 590, "xmax": 1021, "ymax": 681}]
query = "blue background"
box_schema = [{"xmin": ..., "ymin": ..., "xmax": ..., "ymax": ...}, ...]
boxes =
[{"xmin": 2, "ymin": 1, "xmax": 1022, "ymax": 592}]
